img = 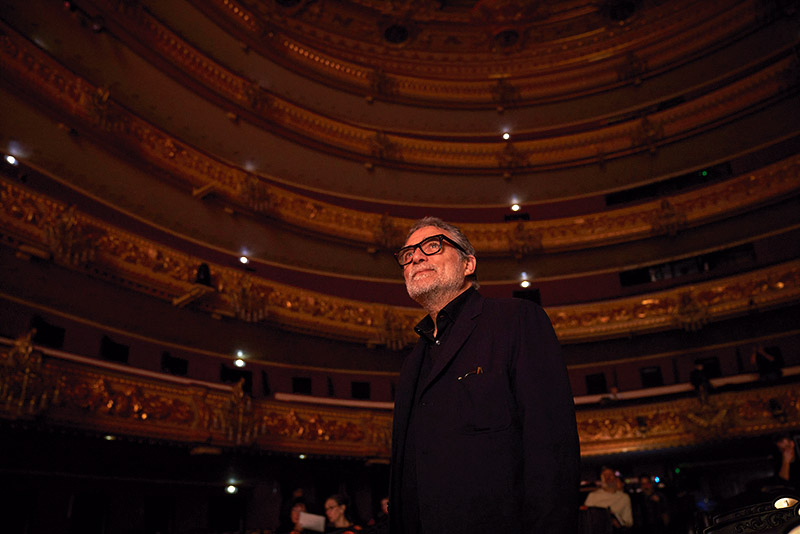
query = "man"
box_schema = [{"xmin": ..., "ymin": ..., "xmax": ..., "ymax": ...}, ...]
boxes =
[
  {"xmin": 634, "ymin": 474, "xmax": 669, "ymax": 533},
  {"xmin": 584, "ymin": 467, "xmax": 633, "ymax": 531},
  {"xmin": 388, "ymin": 217, "xmax": 580, "ymax": 534}
]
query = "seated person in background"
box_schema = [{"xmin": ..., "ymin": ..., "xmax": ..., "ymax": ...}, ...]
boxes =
[
  {"xmin": 324, "ymin": 494, "xmax": 361, "ymax": 533},
  {"xmin": 634, "ymin": 474, "xmax": 670, "ymax": 533},
  {"xmin": 584, "ymin": 467, "xmax": 634, "ymax": 531},
  {"xmin": 366, "ymin": 496, "xmax": 388, "ymax": 534},
  {"xmin": 277, "ymin": 498, "xmax": 314, "ymax": 534}
]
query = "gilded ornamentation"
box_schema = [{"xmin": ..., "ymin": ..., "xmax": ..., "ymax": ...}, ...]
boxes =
[
  {"xmin": 490, "ymin": 77, "xmax": 520, "ymax": 112},
  {"xmin": 4, "ymin": 8, "xmax": 789, "ymax": 172},
  {"xmin": 43, "ymin": 205, "xmax": 98, "ymax": 266},
  {"xmin": 367, "ymin": 68, "xmax": 396, "ymax": 100},
  {"xmin": 674, "ymin": 290, "xmax": 710, "ymax": 332},
  {"xmin": 369, "ymin": 131, "xmax": 400, "ymax": 161},
  {"xmin": 507, "ymin": 221, "xmax": 542, "ymax": 259},
  {"xmin": 618, "ymin": 52, "xmax": 647, "ymax": 85},
  {"xmin": 372, "ymin": 213, "xmax": 404, "ymax": 252},
  {"xmin": 376, "ymin": 306, "xmax": 415, "ymax": 351},
  {"xmin": 2, "ymin": 23, "xmax": 798, "ymax": 252},
  {"xmin": 0, "ymin": 331, "xmax": 60, "ymax": 417},
  {"xmin": 632, "ymin": 116, "xmax": 664, "ymax": 154},
  {"xmin": 2, "ymin": 341, "xmax": 798, "ymax": 458},
  {"xmin": 63, "ymin": 377, "xmax": 193, "ymax": 424},
  {"xmin": 496, "ymin": 142, "xmax": 528, "ymax": 174},
  {"xmin": 649, "ymin": 199, "xmax": 688, "ymax": 237},
  {"xmin": 205, "ymin": 0, "xmax": 756, "ymax": 107},
  {"xmin": 223, "ymin": 379, "xmax": 257, "ymax": 445},
  {"xmin": 224, "ymin": 275, "xmax": 268, "ymax": 322},
  {"xmin": 2, "ymin": 175, "xmax": 800, "ymax": 344}
]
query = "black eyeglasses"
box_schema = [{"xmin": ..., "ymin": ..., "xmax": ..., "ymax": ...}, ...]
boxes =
[{"xmin": 394, "ymin": 234, "xmax": 467, "ymax": 267}]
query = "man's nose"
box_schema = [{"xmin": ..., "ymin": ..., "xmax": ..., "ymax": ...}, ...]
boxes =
[{"xmin": 410, "ymin": 246, "xmax": 427, "ymax": 263}]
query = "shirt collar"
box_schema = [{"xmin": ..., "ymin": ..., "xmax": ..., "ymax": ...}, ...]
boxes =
[{"xmin": 414, "ymin": 287, "xmax": 475, "ymax": 342}]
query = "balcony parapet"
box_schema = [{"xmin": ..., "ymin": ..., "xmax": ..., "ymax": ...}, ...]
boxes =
[
  {"xmin": 1, "ymin": 19, "xmax": 799, "ymax": 254},
  {"xmin": 1, "ymin": 17, "xmax": 797, "ymax": 176},
  {"xmin": 1, "ymin": 176, "xmax": 799, "ymax": 345},
  {"xmin": 2, "ymin": 333, "xmax": 797, "ymax": 458},
  {"xmin": 186, "ymin": 0, "xmax": 764, "ymax": 106}
]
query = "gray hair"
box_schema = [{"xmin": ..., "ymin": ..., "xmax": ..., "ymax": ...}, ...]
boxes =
[{"xmin": 406, "ymin": 216, "xmax": 479, "ymax": 288}]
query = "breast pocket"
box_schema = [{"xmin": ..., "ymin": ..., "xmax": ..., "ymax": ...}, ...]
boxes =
[{"xmin": 456, "ymin": 370, "xmax": 513, "ymax": 433}]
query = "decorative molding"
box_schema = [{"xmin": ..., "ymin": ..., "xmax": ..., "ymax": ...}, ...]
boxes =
[
  {"xmin": 1, "ymin": 20, "xmax": 798, "ymax": 254},
  {"xmin": 7, "ymin": 9, "xmax": 795, "ymax": 172},
  {"xmin": 1, "ymin": 178, "xmax": 799, "ymax": 345},
  {"xmin": 2, "ymin": 335, "xmax": 797, "ymax": 458},
  {"xmin": 190, "ymin": 0, "xmax": 761, "ymax": 105}
]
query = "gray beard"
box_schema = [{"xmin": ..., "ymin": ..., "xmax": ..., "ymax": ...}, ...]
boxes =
[{"xmin": 407, "ymin": 274, "xmax": 465, "ymax": 310}]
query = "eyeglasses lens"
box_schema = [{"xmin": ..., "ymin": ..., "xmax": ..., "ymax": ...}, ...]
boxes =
[{"xmin": 396, "ymin": 235, "xmax": 443, "ymax": 266}]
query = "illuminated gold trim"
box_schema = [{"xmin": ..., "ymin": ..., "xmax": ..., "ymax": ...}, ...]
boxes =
[
  {"xmin": 2, "ymin": 335, "xmax": 797, "ymax": 458},
  {"xmin": 1, "ymin": 178, "xmax": 799, "ymax": 345},
  {"xmin": 1, "ymin": 22, "xmax": 797, "ymax": 254}
]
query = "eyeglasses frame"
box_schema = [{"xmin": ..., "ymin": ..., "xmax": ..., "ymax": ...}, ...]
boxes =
[{"xmin": 394, "ymin": 233, "xmax": 468, "ymax": 267}]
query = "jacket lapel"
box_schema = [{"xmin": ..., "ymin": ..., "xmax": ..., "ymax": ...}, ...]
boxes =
[{"xmin": 419, "ymin": 291, "xmax": 484, "ymax": 395}]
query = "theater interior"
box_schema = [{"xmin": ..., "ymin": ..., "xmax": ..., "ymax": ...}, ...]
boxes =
[{"xmin": 1, "ymin": 0, "xmax": 799, "ymax": 532}]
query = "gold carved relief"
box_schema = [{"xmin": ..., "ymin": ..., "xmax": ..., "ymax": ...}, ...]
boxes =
[
  {"xmin": 2, "ymin": 177, "xmax": 800, "ymax": 345},
  {"xmin": 0, "ymin": 331, "xmax": 60, "ymax": 418},
  {"xmin": 3, "ymin": 11, "xmax": 792, "ymax": 171},
  {"xmin": 1, "ymin": 23, "xmax": 798, "ymax": 253},
  {"xmin": 1, "ymin": 337, "xmax": 796, "ymax": 459}
]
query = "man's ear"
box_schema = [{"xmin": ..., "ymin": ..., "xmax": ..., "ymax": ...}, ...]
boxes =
[{"xmin": 464, "ymin": 255, "xmax": 476, "ymax": 276}]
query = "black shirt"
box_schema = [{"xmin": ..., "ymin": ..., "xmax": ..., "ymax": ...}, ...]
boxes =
[{"xmin": 401, "ymin": 287, "xmax": 475, "ymax": 534}]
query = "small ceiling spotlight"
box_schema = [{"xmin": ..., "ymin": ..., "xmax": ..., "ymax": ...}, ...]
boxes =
[
  {"xmin": 104, "ymin": 435, "xmax": 116, "ymax": 441},
  {"xmin": 4, "ymin": 155, "xmax": 18, "ymax": 166},
  {"xmin": 234, "ymin": 358, "xmax": 245, "ymax": 368},
  {"xmin": 298, "ymin": 454, "xmax": 307, "ymax": 460},
  {"xmin": 239, "ymin": 256, "xmax": 249, "ymax": 265},
  {"xmin": 502, "ymin": 132, "xmax": 510, "ymax": 140},
  {"xmin": 520, "ymin": 280, "xmax": 531, "ymax": 288},
  {"xmin": 510, "ymin": 204, "xmax": 520, "ymax": 212},
  {"xmin": 225, "ymin": 484, "xmax": 238, "ymax": 495}
]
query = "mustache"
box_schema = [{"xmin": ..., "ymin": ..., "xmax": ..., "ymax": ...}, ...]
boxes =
[{"xmin": 408, "ymin": 265, "xmax": 436, "ymax": 278}]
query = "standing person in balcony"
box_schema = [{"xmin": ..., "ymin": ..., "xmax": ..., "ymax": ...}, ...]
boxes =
[{"xmin": 388, "ymin": 217, "xmax": 580, "ymax": 534}]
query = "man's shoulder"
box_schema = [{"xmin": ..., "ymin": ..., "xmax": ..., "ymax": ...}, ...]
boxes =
[{"xmin": 480, "ymin": 294, "xmax": 545, "ymax": 316}]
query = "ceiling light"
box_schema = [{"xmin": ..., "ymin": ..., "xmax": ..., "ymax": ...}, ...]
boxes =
[
  {"xmin": 4, "ymin": 155, "xmax": 18, "ymax": 166},
  {"xmin": 234, "ymin": 358, "xmax": 245, "ymax": 368},
  {"xmin": 239, "ymin": 256, "xmax": 249, "ymax": 264},
  {"xmin": 298, "ymin": 454, "xmax": 307, "ymax": 460},
  {"xmin": 511, "ymin": 204, "xmax": 520, "ymax": 212},
  {"xmin": 520, "ymin": 280, "xmax": 531, "ymax": 288},
  {"xmin": 226, "ymin": 484, "xmax": 238, "ymax": 494},
  {"xmin": 502, "ymin": 132, "xmax": 510, "ymax": 140}
]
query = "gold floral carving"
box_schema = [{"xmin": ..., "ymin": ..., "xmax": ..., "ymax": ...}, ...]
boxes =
[
  {"xmin": 2, "ymin": 178, "xmax": 800, "ymax": 345},
  {"xmin": 0, "ymin": 331, "xmax": 61, "ymax": 417},
  {"xmin": 577, "ymin": 385, "xmax": 800, "ymax": 457},
  {"xmin": 3, "ymin": 11, "xmax": 793, "ymax": 170},
  {"xmin": 649, "ymin": 199, "xmax": 688, "ymax": 237},
  {"xmin": 1, "ymin": 24, "xmax": 798, "ymax": 253},
  {"xmin": 43, "ymin": 205, "xmax": 98, "ymax": 266},
  {"xmin": 2, "ymin": 338, "xmax": 796, "ymax": 458},
  {"xmin": 203, "ymin": 0, "xmax": 756, "ymax": 104}
]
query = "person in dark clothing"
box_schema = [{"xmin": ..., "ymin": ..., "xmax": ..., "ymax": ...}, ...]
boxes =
[
  {"xmin": 633, "ymin": 474, "xmax": 670, "ymax": 533},
  {"xmin": 388, "ymin": 217, "xmax": 580, "ymax": 534}
]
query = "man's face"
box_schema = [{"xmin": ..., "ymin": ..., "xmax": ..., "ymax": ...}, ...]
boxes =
[
  {"xmin": 402, "ymin": 226, "xmax": 474, "ymax": 304},
  {"xmin": 600, "ymin": 468, "xmax": 618, "ymax": 490}
]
